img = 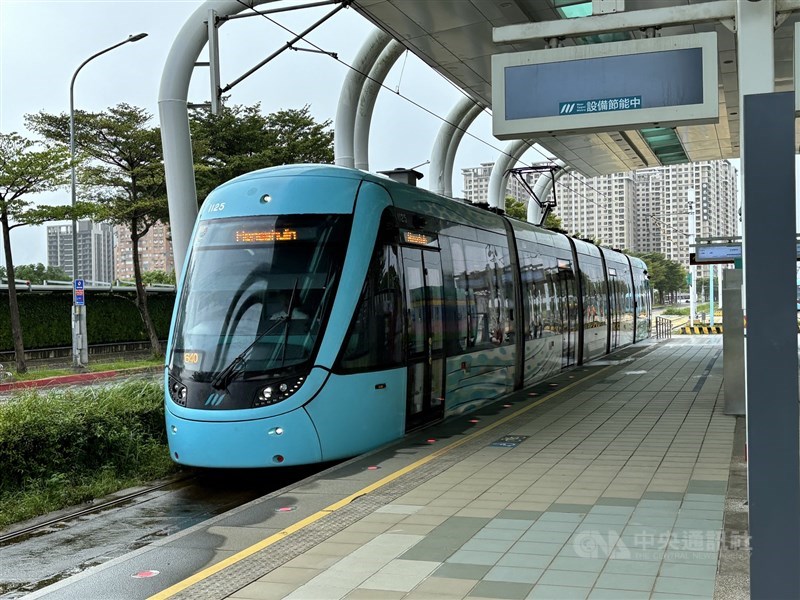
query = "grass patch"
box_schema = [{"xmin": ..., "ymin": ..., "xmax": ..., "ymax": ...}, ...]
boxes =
[
  {"xmin": 9, "ymin": 357, "xmax": 163, "ymax": 382},
  {"xmin": 662, "ymin": 304, "xmax": 717, "ymax": 316},
  {"xmin": 0, "ymin": 380, "xmax": 178, "ymax": 529}
]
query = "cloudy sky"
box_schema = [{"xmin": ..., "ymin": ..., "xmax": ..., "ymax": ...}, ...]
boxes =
[{"xmin": 1, "ymin": 0, "xmax": 547, "ymax": 267}]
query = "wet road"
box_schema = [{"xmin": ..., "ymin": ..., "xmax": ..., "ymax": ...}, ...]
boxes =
[{"xmin": 0, "ymin": 467, "xmax": 325, "ymax": 598}]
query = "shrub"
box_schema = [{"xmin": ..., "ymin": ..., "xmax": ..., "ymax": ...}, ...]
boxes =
[{"xmin": 0, "ymin": 381, "xmax": 170, "ymax": 492}]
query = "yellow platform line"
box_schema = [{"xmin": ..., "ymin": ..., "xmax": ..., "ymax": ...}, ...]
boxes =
[{"xmin": 148, "ymin": 365, "xmax": 613, "ymax": 600}]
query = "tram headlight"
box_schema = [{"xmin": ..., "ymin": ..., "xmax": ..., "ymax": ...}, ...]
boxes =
[
  {"xmin": 168, "ymin": 377, "xmax": 188, "ymax": 406},
  {"xmin": 253, "ymin": 376, "xmax": 305, "ymax": 408}
]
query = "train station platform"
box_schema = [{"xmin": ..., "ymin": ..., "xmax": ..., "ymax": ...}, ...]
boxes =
[{"xmin": 31, "ymin": 335, "xmax": 739, "ymax": 600}]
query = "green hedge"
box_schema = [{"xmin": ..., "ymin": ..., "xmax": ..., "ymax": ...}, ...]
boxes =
[
  {"xmin": 0, "ymin": 381, "xmax": 170, "ymax": 491},
  {"xmin": 0, "ymin": 291, "xmax": 175, "ymax": 351}
]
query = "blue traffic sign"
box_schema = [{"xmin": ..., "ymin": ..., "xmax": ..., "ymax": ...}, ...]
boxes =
[
  {"xmin": 74, "ymin": 279, "xmax": 84, "ymax": 291},
  {"xmin": 75, "ymin": 289, "xmax": 85, "ymax": 306}
]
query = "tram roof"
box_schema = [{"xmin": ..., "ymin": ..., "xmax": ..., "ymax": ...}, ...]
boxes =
[{"xmin": 351, "ymin": 0, "xmax": 800, "ymax": 177}]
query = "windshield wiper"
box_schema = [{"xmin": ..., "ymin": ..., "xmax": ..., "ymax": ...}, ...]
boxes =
[
  {"xmin": 210, "ymin": 313, "xmax": 289, "ymax": 391},
  {"xmin": 279, "ymin": 279, "xmax": 300, "ymax": 367}
]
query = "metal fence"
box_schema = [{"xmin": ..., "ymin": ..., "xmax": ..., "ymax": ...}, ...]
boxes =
[{"xmin": 655, "ymin": 316, "xmax": 673, "ymax": 339}]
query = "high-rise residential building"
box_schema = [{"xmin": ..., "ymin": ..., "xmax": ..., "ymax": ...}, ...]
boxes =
[
  {"xmin": 461, "ymin": 160, "xmax": 739, "ymax": 274},
  {"xmin": 114, "ymin": 221, "xmax": 175, "ymax": 281},
  {"xmin": 47, "ymin": 220, "xmax": 114, "ymax": 284},
  {"xmin": 634, "ymin": 161, "xmax": 739, "ymax": 267},
  {"xmin": 461, "ymin": 162, "xmax": 532, "ymax": 205}
]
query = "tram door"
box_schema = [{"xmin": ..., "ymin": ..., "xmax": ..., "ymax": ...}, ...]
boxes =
[
  {"xmin": 403, "ymin": 247, "xmax": 445, "ymax": 431},
  {"xmin": 554, "ymin": 270, "xmax": 578, "ymax": 368}
]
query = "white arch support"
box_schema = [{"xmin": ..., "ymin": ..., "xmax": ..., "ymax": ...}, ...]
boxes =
[
  {"xmin": 488, "ymin": 139, "xmax": 533, "ymax": 210},
  {"xmin": 354, "ymin": 40, "xmax": 405, "ymax": 171},
  {"xmin": 159, "ymin": 0, "xmax": 274, "ymax": 271},
  {"xmin": 429, "ymin": 97, "xmax": 476, "ymax": 196},
  {"xmin": 334, "ymin": 28, "xmax": 392, "ymax": 168},
  {"xmin": 443, "ymin": 103, "xmax": 483, "ymax": 198}
]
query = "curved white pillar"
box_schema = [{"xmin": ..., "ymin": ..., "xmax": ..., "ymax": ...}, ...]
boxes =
[
  {"xmin": 159, "ymin": 0, "xmax": 273, "ymax": 271},
  {"xmin": 429, "ymin": 97, "xmax": 475, "ymax": 196},
  {"xmin": 488, "ymin": 139, "xmax": 532, "ymax": 210},
  {"xmin": 334, "ymin": 28, "xmax": 391, "ymax": 168},
  {"xmin": 354, "ymin": 40, "xmax": 405, "ymax": 171},
  {"xmin": 443, "ymin": 103, "xmax": 483, "ymax": 198}
]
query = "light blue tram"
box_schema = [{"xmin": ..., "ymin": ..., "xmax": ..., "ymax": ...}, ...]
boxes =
[{"xmin": 165, "ymin": 165, "xmax": 651, "ymax": 468}]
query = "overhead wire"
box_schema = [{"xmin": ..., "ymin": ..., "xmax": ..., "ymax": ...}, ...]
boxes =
[{"xmin": 231, "ymin": 0, "xmax": 543, "ymax": 169}]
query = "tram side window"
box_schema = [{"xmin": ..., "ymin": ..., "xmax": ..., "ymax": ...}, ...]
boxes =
[
  {"xmin": 464, "ymin": 240, "xmax": 512, "ymax": 347},
  {"xmin": 449, "ymin": 239, "xmax": 473, "ymax": 352},
  {"xmin": 338, "ymin": 236, "xmax": 403, "ymax": 372}
]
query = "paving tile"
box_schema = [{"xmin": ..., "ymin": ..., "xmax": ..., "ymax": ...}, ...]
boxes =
[
  {"xmin": 497, "ymin": 553, "xmax": 554, "ymax": 569},
  {"xmin": 539, "ymin": 512, "xmax": 585, "ymax": 523},
  {"xmin": 587, "ymin": 589, "xmax": 650, "ymax": 600},
  {"xmin": 485, "ymin": 565, "xmax": 544, "ymax": 584},
  {"xmin": 526, "ymin": 584, "xmax": 591, "ymax": 599},
  {"xmin": 664, "ymin": 550, "xmax": 719, "ymax": 567},
  {"xmin": 582, "ymin": 513, "xmax": 630, "ymax": 525},
  {"xmin": 594, "ymin": 572, "xmax": 655, "ymax": 591},
  {"xmin": 446, "ymin": 549, "xmax": 504, "ymax": 565},
  {"xmin": 601, "ymin": 558, "xmax": 660, "ymax": 576},
  {"xmin": 257, "ymin": 567, "xmax": 323, "ymax": 585},
  {"xmin": 548, "ymin": 557, "xmax": 606, "ymax": 573},
  {"xmin": 360, "ymin": 559, "xmax": 439, "ymax": 592},
  {"xmin": 537, "ymin": 569, "xmax": 599, "ymax": 588},
  {"xmin": 529, "ymin": 520, "xmax": 580, "ymax": 533},
  {"xmin": 230, "ymin": 581, "xmax": 297, "ymax": 600},
  {"xmin": 654, "ymin": 575, "xmax": 716, "ymax": 597},
  {"xmin": 475, "ymin": 527, "xmax": 526, "ymax": 541},
  {"xmin": 462, "ymin": 538, "xmax": 516, "ymax": 553},
  {"xmin": 432, "ymin": 563, "xmax": 491, "ymax": 580},
  {"xmin": 497, "ymin": 510, "xmax": 543, "ymax": 520},
  {"xmin": 659, "ymin": 562, "xmax": 717, "ymax": 580},
  {"xmin": 547, "ymin": 503, "xmax": 593, "ymax": 514},
  {"xmin": 650, "ymin": 594, "xmax": 713, "ymax": 600},
  {"xmin": 511, "ymin": 541, "xmax": 565, "ymax": 556},
  {"xmin": 344, "ymin": 589, "xmax": 405, "ymax": 599},
  {"xmin": 520, "ymin": 529, "xmax": 573, "ymax": 544},
  {"xmin": 487, "ymin": 518, "xmax": 538, "ymax": 530},
  {"xmin": 468, "ymin": 580, "xmax": 534, "ymax": 599},
  {"xmin": 412, "ymin": 576, "xmax": 478, "ymax": 597}
]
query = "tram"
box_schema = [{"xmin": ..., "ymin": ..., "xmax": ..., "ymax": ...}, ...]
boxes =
[{"xmin": 165, "ymin": 164, "xmax": 650, "ymax": 468}]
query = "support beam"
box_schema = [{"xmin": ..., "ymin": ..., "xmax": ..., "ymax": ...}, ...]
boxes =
[
  {"xmin": 159, "ymin": 0, "xmax": 275, "ymax": 272},
  {"xmin": 742, "ymin": 90, "xmax": 800, "ymax": 600},
  {"xmin": 429, "ymin": 97, "xmax": 476, "ymax": 196},
  {"xmin": 444, "ymin": 103, "xmax": 483, "ymax": 198},
  {"xmin": 354, "ymin": 40, "xmax": 405, "ymax": 171},
  {"xmin": 334, "ymin": 28, "xmax": 391, "ymax": 168},
  {"xmin": 494, "ymin": 2, "xmax": 734, "ymax": 43}
]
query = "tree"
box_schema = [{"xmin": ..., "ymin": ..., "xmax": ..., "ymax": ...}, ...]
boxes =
[
  {"xmin": 628, "ymin": 251, "xmax": 686, "ymax": 305},
  {"xmin": 27, "ymin": 104, "xmax": 168, "ymax": 357},
  {"xmin": 12, "ymin": 263, "xmax": 70, "ymax": 284},
  {"xmin": 0, "ymin": 133, "xmax": 71, "ymax": 372},
  {"xmin": 140, "ymin": 270, "xmax": 176, "ymax": 285},
  {"xmin": 504, "ymin": 197, "xmax": 563, "ymax": 231},
  {"xmin": 189, "ymin": 103, "xmax": 334, "ymax": 204}
]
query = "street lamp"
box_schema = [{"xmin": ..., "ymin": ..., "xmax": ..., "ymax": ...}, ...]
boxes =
[{"xmin": 69, "ymin": 33, "xmax": 147, "ymax": 368}]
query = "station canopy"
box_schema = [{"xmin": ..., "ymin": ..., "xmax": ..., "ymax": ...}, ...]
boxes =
[{"xmin": 351, "ymin": 0, "xmax": 800, "ymax": 177}]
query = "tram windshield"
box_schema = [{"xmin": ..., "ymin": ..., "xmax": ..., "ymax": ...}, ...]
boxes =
[{"xmin": 171, "ymin": 215, "xmax": 351, "ymax": 380}]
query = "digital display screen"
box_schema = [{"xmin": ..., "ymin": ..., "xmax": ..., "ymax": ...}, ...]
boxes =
[
  {"xmin": 404, "ymin": 232, "xmax": 431, "ymax": 245},
  {"xmin": 402, "ymin": 230, "xmax": 439, "ymax": 247},
  {"xmin": 235, "ymin": 229, "xmax": 298, "ymax": 243},
  {"xmin": 181, "ymin": 350, "xmax": 203, "ymax": 370}
]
